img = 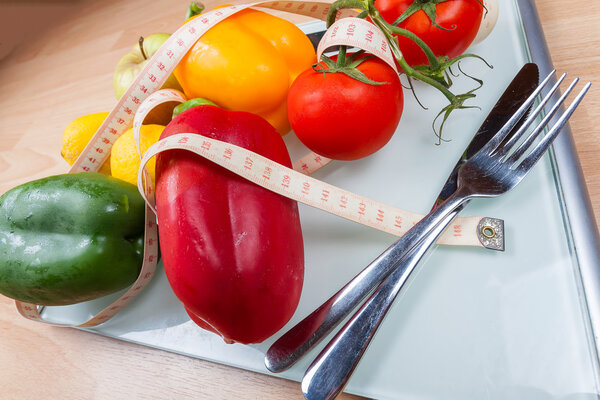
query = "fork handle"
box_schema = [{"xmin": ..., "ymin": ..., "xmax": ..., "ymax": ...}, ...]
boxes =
[{"xmin": 302, "ymin": 192, "xmax": 469, "ymax": 400}]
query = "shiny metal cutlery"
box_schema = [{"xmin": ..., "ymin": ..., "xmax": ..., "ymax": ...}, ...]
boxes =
[
  {"xmin": 301, "ymin": 71, "xmax": 591, "ymax": 400},
  {"xmin": 265, "ymin": 63, "xmax": 540, "ymax": 374}
]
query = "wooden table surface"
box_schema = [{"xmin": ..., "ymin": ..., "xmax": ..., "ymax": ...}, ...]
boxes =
[{"xmin": 0, "ymin": 0, "xmax": 598, "ymax": 399}]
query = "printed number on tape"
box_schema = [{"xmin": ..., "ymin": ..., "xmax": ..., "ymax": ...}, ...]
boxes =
[{"xmin": 16, "ymin": 0, "xmax": 503, "ymax": 327}]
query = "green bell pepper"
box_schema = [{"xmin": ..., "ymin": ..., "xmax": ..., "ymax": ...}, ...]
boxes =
[{"xmin": 0, "ymin": 173, "xmax": 145, "ymax": 306}]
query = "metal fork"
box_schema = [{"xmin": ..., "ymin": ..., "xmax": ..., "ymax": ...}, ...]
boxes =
[{"xmin": 301, "ymin": 71, "xmax": 591, "ymax": 400}]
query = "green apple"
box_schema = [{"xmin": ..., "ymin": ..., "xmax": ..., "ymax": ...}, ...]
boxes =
[{"xmin": 113, "ymin": 33, "xmax": 183, "ymax": 100}]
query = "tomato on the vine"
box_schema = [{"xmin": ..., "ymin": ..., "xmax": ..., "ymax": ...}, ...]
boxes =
[
  {"xmin": 377, "ymin": 0, "xmax": 484, "ymax": 66},
  {"xmin": 287, "ymin": 53, "xmax": 403, "ymax": 161}
]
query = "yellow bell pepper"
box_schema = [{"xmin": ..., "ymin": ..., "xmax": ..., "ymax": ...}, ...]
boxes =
[{"xmin": 174, "ymin": 7, "xmax": 316, "ymax": 135}]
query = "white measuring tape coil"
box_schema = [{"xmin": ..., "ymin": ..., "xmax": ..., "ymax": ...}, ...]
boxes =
[
  {"xmin": 16, "ymin": 0, "xmax": 500, "ymax": 327},
  {"xmin": 135, "ymin": 89, "xmax": 486, "ymax": 245},
  {"xmin": 316, "ymin": 17, "xmax": 398, "ymax": 72}
]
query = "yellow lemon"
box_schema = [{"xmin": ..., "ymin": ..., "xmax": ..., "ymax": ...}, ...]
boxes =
[
  {"xmin": 61, "ymin": 112, "xmax": 111, "ymax": 174},
  {"xmin": 111, "ymin": 124, "xmax": 165, "ymax": 185}
]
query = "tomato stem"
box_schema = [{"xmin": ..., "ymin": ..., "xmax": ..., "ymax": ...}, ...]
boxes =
[
  {"xmin": 337, "ymin": 45, "xmax": 348, "ymax": 67},
  {"xmin": 392, "ymin": 0, "xmax": 455, "ymax": 30},
  {"xmin": 369, "ymin": 8, "xmax": 441, "ymax": 71},
  {"xmin": 326, "ymin": 0, "xmax": 370, "ymax": 27},
  {"xmin": 326, "ymin": 0, "xmax": 490, "ymax": 142},
  {"xmin": 369, "ymin": 13, "xmax": 458, "ymax": 102},
  {"xmin": 399, "ymin": 58, "xmax": 456, "ymax": 103},
  {"xmin": 313, "ymin": 48, "xmax": 391, "ymax": 86}
]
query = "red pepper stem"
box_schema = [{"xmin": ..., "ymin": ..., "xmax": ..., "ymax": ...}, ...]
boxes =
[{"xmin": 172, "ymin": 98, "xmax": 219, "ymax": 119}]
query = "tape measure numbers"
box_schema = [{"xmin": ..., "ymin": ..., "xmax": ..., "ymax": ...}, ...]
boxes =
[{"xmin": 17, "ymin": 0, "xmax": 503, "ymax": 327}]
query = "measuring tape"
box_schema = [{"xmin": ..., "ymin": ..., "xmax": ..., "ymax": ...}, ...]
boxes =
[
  {"xmin": 316, "ymin": 17, "xmax": 398, "ymax": 73},
  {"xmin": 16, "ymin": 0, "xmax": 501, "ymax": 327},
  {"xmin": 134, "ymin": 89, "xmax": 490, "ymax": 247}
]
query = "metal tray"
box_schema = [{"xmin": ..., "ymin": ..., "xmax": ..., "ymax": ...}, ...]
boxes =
[{"xmin": 41, "ymin": 1, "xmax": 600, "ymax": 398}]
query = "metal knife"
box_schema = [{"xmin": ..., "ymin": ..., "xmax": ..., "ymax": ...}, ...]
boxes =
[
  {"xmin": 300, "ymin": 64, "xmax": 542, "ymax": 400},
  {"xmin": 264, "ymin": 63, "xmax": 540, "ymax": 374}
]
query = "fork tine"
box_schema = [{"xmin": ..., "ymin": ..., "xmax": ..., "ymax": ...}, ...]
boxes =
[
  {"xmin": 516, "ymin": 82, "xmax": 591, "ymax": 174},
  {"xmin": 496, "ymin": 73, "xmax": 568, "ymax": 158},
  {"xmin": 478, "ymin": 69, "xmax": 557, "ymax": 156},
  {"xmin": 505, "ymin": 77, "xmax": 579, "ymax": 165}
]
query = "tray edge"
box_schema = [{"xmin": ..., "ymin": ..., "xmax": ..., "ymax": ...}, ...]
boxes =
[{"xmin": 517, "ymin": 0, "xmax": 600, "ymax": 380}]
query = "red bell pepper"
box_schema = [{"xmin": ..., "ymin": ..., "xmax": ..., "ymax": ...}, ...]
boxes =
[{"xmin": 155, "ymin": 105, "xmax": 304, "ymax": 344}]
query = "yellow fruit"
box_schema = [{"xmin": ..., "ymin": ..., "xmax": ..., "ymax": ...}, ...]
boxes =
[
  {"xmin": 61, "ymin": 112, "xmax": 111, "ymax": 174},
  {"xmin": 111, "ymin": 124, "xmax": 164, "ymax": 185}
]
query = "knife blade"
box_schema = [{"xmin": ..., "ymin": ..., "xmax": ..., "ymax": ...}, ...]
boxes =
[
  {"xmin": 264, "ymin": 63, "xmax": 540, "ymax": 374},
  {"xmin": 436, "ymin": 62, "xmax": 540, "ymax": 206}
]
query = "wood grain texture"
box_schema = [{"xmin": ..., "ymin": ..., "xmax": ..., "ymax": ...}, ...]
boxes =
[
  {"xmin": 0, "ymin": 0, "xmax": 598, "ymax": 399},
  {"xmin": 533, "ymin": 0, "xmax": 600, "ymax": 227}
]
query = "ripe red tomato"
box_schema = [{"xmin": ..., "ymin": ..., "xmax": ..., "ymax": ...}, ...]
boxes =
[
  {"xmin": 287, "ymin": 55, "xmax": 403, "ymax": 161},
  {"xmin": 377, "ymin": 0, "xmax": 484, "ymax": 66}
]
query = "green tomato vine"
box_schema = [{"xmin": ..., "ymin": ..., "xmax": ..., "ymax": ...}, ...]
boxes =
[{"xmin": 326, "ymin": 0, "xmax": 492, "ymax": 144}]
